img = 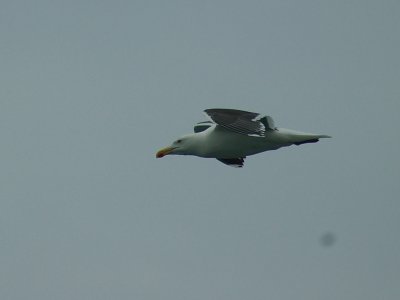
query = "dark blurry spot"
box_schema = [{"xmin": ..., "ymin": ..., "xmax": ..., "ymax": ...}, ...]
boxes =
[{"xmin": 320, "ymin": 232, "xmax": 336, "ymax": 247}]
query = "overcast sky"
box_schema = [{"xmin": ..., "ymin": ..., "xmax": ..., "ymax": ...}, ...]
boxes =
[{"xmin": 1, "ymin": 1, "xmax": 399, "ymax": 299}]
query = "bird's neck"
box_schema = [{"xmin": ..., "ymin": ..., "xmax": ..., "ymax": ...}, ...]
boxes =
[{"xmin": 186, "ymin": 133, "xmax": 208, "ymax": 157}]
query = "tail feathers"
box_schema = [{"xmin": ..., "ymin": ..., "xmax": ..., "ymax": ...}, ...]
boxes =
[
  {"xmin": 294, "ymin": 139, "xmax": 319, "ymax": 146},
  {"xmin": 294, "ymin": 135, "xmax": 331, "ymax": 146}
]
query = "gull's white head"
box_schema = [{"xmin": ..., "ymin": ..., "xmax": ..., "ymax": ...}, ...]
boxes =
[{"xmin": 156, "ymin": 134, "xmax": 201, "ymax": 158}]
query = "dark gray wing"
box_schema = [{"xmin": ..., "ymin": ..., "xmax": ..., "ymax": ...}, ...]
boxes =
[
  {"xmin": 193, "ymin": 121, "xmax": 214, "ymax": 133},
  {"xmin": 216, "ymin": 157, "xmax": 245, "ymax": 168},
  {"xmin": 204, "ymin": 108, "xmax": 276, "ymax": 137}
]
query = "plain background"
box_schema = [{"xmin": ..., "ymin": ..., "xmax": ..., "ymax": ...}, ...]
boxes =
[{"xmin": 1, "ymin": 0, "xmax": 399, "ymax": 299}]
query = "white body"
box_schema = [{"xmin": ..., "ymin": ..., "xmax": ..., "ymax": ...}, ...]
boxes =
[{"xmin": 181, "ymin": 124, "xmax": 330, "ymax": 159}]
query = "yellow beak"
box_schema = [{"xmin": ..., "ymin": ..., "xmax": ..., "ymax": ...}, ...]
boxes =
[{"xmin": 156, "ymin": 146, "xmax": 176, "ymax": 158}]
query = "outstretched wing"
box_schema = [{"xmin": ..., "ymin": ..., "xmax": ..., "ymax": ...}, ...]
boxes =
[
  {"xmin": 216, "ymin": 157, "xmax": 245, "ymax": 168},
  {"xmin": 204, "ymin": 108, "xmax": 276, "ymax": 137},
  {"xmin": 193, "ymin": 121, "xmax": 214, "ymax": 133}
]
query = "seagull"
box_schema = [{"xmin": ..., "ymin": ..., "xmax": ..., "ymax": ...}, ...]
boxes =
[{"xmin": 156, "ymin": 108, "xmax": 331, "ymax": 167}]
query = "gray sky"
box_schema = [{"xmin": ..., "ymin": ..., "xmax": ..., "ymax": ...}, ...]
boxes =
[{"xmin": 1, "ymin": 0, "xmax": 399, "ymax": 299}]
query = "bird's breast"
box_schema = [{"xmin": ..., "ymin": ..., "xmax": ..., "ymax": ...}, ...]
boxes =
[{"xmin": 199, "ymin": 130, "xmax": 283, "ymax": 158}]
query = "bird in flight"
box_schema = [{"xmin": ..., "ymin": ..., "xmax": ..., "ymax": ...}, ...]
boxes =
[{"xmin": 156, "ymin": 108, "xmax": 331, "ymax": 167}]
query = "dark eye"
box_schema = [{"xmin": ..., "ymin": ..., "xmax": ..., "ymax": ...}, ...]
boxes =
[{"xmin": 176, "ymin": 139, "xmax": 182, "ymax": 143}]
